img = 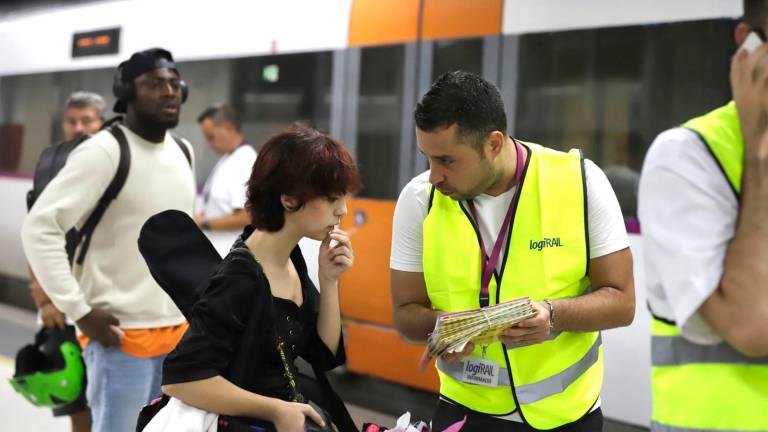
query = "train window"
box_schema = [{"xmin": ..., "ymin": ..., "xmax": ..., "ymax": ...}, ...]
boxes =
[
  {"xmin": 0, "ymin": 74, "xmax": 53, "ymax": 173},
  {"xmin": 432, "ymin": 37, "xmax": 483, "ymax": 80},
  {"xmin": 512, "ymin": 20, "xmax": 734, "ymax": 219},
  {"xmin": 0, "ymin": 68, "xmax": 115, "ymax": 174},
  {"xmin": 232, "ymin": 52, "xmax": 333, "ymax": 149},
  {"xmin": 356, "ymin": 44, "xmax": 406, "ymax": 200}
]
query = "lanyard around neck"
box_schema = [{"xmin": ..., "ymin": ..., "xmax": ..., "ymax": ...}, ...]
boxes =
[{"xmin": 467, "ymin": 140, "xmax": 525, "ymax": 307}]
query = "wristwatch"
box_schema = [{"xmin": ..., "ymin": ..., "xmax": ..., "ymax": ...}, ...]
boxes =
[
  {"xmin": 543, "ymin": 299, "xmax": 555, "ymax": 330},
  {"xmin": 201, "ymin": 220, "xmax": 211, "ymax": 230}
]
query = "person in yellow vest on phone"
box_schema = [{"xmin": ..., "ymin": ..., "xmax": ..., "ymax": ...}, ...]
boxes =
[
  {"xmin": 639, "ymin": 2, "xmax": 768, "ymax": 431},
  {"xmin": 390, "ymin": 71, "xmax": 635, "ymax": 431}
]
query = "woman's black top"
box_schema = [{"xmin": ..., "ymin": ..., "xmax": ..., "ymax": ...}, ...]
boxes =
[{"xmin": 162, "ymin": 233, "xmax": 345, "ymax": 426}]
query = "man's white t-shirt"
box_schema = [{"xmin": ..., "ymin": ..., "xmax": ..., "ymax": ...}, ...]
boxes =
[
  {"xmin": 200, "ymin": 144, "xmax": 257, "ymax": 256},
  {"xmin": 391, "ymin": 159, "xmax": 629, "ymax": 273},
  {"xmin": 390, "ymin": 156, "xmax": 628, "ymax": 421},
  {"xmin": 638, "ymin": 128, "xmax": 737, "ymax": 345}
]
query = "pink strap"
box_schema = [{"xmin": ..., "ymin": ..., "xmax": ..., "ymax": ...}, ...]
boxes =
[
  {"xmin": 468, "ymin": 140, "xmax": 524, "ymax": 303},
  {"xmin": 441, "ymin": 415, "xmax": 468, "ymax": 432}
]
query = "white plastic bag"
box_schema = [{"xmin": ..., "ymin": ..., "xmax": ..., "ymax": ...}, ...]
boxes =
[
  {"xmin": 142, "ymin": 396, "xmax": 219, "ymax": 432},
  {"xmin": 385, "ymin": 412, "xmax": 429, "ymax": 432},
  {"xmin": 380, "ymin": 412, "xmax": 465, "ymax": 432}
]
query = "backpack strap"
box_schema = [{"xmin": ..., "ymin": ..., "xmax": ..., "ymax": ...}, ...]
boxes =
[
  {"xmin": 27, "ymin": 136, "xmax": 89, "ymax": 211},
  {"xmin": 172, "ymin": 135, "xmax": 192, "ymax": 167},
  {"xmin": 27, "ymin": 146, "xmax": 57, "ymax": 211},
  {"xmin": 75, "ymin": 126, "xmax": 131, "ymax": 265}
]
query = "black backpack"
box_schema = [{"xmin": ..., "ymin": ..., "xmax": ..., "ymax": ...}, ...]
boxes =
[{"xmin": 27, "ymin": 120, "xmax": 191, "ymax": 265}]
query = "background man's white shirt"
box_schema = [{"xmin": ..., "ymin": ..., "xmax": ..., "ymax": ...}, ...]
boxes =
[{"xmin": 199, "ymin": 144, "xmax": 257, "ymax": 257}]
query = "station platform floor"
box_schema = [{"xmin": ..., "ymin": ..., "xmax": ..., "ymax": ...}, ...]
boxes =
[
  {"xmin": 0, "ymin": 302, "xmax": 646, "ymax": 432},
  {"xmin": 0, "ymin": 303, "xmax": 395, "ymax": 431}
]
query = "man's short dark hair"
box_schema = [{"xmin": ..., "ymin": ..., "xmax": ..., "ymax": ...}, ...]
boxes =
[
  {"xmin": 197, "ymin": 104, "xmax": 241, "ymax": 132},
  {"xmin": 744, "ymin": 0, "xmax": 768, "ymax": 29},
  {"xmin": 414, "ymin": 71, "xmax": 507, "ymax": 149}
]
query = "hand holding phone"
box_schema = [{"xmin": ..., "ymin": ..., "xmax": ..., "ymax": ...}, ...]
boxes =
[
  {"xmin": 741, "ymin": 31, "xmax": 765, "ymax": 53},
  {"xmin": 732, "ymin": 30, "xmax": 768, "ymax": 157}
]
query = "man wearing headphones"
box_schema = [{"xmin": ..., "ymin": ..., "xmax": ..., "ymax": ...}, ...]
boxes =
[{"xmin": 22, "ymin": 48, "xmax": 196, "ymax": 432}]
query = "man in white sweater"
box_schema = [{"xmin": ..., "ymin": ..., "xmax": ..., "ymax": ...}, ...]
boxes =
[{"xmin": 22, "ymin": 48, "xmax": 196, "ymax": 432}]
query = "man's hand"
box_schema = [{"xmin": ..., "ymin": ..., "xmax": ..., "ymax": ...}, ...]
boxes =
[
  {"xmin": 500, "ymin": 301, "xmax": 551, "ymax": 347},
  {"xmin": 39, "ymin": 303, "xmax": 66, "ymax": 330},
  {"xmin": 441, "ymin": 341, "xmax": 475, "ymax": 364},
  {"xmin": 76, "ymin": 308, "xmax": 122, "ymax": 347},
  {"xmin": 731, "ymin": 42, "xmax": 768, "ymax": 150},
  {"xmin": 193, "ymin": 213, "xmax": 205, "ymax": 227}
]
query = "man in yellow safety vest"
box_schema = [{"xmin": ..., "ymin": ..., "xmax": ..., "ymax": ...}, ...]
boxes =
[{"xmin": 390, "ymin": 71, "xmax": 635, "ymax": 431}]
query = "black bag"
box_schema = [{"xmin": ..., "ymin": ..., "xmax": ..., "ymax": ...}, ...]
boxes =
[
  {"xmin": 210, "ymin": 401, "xmax": 334, "ymax": 432},
  {"xmin": 27, "ymin": 120, "xmax": 191, "ymax": 265},
  {"xmin": 306, "ymin": 401, "xmax": 337, "ymax": 432}
]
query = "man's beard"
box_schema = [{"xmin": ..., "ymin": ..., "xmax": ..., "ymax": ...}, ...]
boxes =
[
  {"xmin": 135, "ymin": 109, "xmax": 179, "ymax": 132},
  {"xmin": 451, "ymin": 165, "xmax": 498, "ymax": 201}
]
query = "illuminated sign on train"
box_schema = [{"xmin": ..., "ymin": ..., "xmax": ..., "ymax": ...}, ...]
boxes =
[{"xmin": 71, "ymin": 28, "xmax": 120, "ymax": 58}]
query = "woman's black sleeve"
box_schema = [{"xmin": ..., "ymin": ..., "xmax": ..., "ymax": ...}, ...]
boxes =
[
  {"xmin": 292, "ymin": 248, "xmax": 346, "ymax": 371},
  {"xmin": 301, "ymin": 287, "xmax": 345, "ymax": 371},
  {"xmin": 303, "ymin": 323, "xmax": 346, "ymax": 371},
  {"xmin": 162, "ymin": 267, "xmax": 260, "ymax": 385}
]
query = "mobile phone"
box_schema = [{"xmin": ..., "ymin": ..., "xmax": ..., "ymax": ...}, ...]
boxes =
[{"xmin": 742, "ymin": 31, "xmax": 765, "ymax": 53}]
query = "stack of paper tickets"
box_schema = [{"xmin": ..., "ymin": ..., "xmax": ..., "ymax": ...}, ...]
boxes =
[{"xmin": 427, "ymin": 297, "xmax": 536, "ymax": 358}]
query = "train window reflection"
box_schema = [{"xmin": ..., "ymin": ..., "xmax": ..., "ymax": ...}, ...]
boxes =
[
  {"xmin": 356, "ymin": 44, "xmax": 405, "ymax": 200},
  {"xmin": 232, "ymin": 52, "xmax": 332, "ymax": 148},
  {"xmin": 432, "ymin": 37, "xmax": 483, "ymax": 81},
  {"xmin": 513, "ymin": 20, "xmax": 734, "ymax": 218}
]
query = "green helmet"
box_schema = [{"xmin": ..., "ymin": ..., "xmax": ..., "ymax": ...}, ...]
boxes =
[{"xmin": 8, "ymin": 326, "xmax": 85, "ymax": 408}]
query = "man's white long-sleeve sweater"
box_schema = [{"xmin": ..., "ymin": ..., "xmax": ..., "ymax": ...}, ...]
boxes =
[{"xmin": 21, "ymin": 125, "xmax": 195, "ymax": 328}]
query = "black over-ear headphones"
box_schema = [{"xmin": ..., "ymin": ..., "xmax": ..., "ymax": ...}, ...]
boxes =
[{"xmin": 112, "ymin": 63, "xmax": 189, "ymax": 104}]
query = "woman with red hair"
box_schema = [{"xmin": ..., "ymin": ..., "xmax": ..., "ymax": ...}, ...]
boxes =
[{"xmin": 160, "ymin": 124, "xmax": 361, "ymax": 432}]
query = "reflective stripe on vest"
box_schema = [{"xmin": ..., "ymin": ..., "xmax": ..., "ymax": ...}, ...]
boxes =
[
  {"xmin": 650, "ymin": 421, "xmax": 750, "ymax": 432},
  {"xmin": 652, "ymin": 335, "xmax": 768, "ymax": 367},
  {"xmin": 423, "ymin": 142, "xmax": 602, "ymax": 430},
  {"xmin": 434, "ymin": 329, "xmax": 564, "ymax": 389},
  {"xmin": 651, "ymin": 318, "xmax": 768, "ymax": 431},
  {"xmin": 436, "ymin": 333, "xmax": 602, "ymax": 404}
]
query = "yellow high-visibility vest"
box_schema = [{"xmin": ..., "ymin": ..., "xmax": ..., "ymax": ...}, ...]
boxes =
[{"xmin": 423, "ymin": 143, "xmax": 601, "ymax": 430}]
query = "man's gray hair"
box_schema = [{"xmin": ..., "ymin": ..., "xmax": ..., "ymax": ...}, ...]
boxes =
[{"xmin": 64, "ymin": 91, "xmax": 107, "ymax": 121}]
